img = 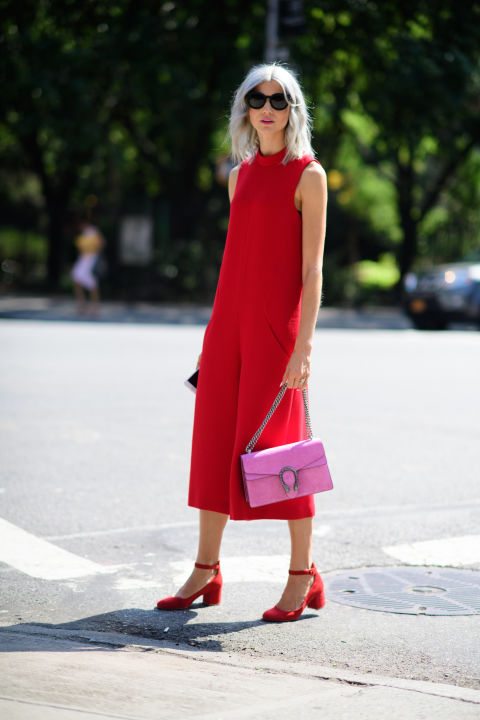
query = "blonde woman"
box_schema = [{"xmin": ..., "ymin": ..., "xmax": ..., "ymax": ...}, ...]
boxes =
[
  {"xmin": 71, "ymin": 219, "xmax": 105, "ymax": 316},
  {"xmin": 157, "ymin": 63, "xmax": 327, "ymax": 622}
]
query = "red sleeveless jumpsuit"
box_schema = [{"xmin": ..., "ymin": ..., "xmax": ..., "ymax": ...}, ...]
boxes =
[{"xmin": 188, "ymin": 145, "xmax": 321, "ymax": 520}]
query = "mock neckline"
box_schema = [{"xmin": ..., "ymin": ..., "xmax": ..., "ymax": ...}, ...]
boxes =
[{"xmin": 255, "ymin": 145, "xmax": 287, "ymax": 166}]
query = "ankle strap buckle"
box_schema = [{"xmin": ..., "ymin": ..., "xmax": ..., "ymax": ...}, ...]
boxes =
[{"xmin": 289, "ymin": 567, "xmax": 315, "ymax": 576}]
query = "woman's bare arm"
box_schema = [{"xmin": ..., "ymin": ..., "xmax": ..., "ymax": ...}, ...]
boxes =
[{"xmin": 280, "ymin": 162, "xmax": 328, "ymax": 389}]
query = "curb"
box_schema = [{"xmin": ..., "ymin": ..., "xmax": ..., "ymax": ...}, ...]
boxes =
[{"xmin": 2, "ymin": 624, "xmax": 479, "ymax": 706}]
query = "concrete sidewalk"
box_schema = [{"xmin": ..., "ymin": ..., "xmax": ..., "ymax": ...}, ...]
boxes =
[
  {"xmin": 1, "ymin": 626, "xmax": 479, "ymax": 719},
  {"xmin": 0, "ymin": 294, "xmax": 412, "ymax": 329}
]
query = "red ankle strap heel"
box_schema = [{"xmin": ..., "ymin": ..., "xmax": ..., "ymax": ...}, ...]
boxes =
[
  {"xmin": 262, "ymin": 562, "xmax": 326, "ymax": 622},
  {"xmin": 195, "ymin": 561, "xmax": 220, "ymax": 570},
  {"xmin": 156, "ymin": 562, "xmax": 222, "ymax": 611}
]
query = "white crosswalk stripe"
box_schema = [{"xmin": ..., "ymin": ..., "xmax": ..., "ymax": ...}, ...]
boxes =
[
  {"xmin": 2, "ymin": 514, "xmax": 479, "ymax": 586},
  {"xmin": 171, "ymin": 555, "xmax": 293, "ymax": 585},
  {"xmin": 0, "ymin": 517, "xmax": 118, "ymax": 580},
  {"xmin": 383, "ymin": 535, "xmax": 480, "ymax": 566}
]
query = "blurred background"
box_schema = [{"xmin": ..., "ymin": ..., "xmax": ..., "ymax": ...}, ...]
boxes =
[{"xmin": 1, "ymin": 0, "xmax": 480, "ymax": 310}]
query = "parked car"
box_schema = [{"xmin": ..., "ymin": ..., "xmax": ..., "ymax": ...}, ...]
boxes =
[{"xmin": 403, "ymin": 251, "xmax": 480, "ymax": 329}]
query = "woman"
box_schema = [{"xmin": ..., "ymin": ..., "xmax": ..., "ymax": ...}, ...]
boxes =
[
  {"xmin": 157, "ymin": 62, "xmax": 327, "ymax": 622},
  {"xmin": 71, "ymin": 219, "xmax": 105, "ymax": 316}
]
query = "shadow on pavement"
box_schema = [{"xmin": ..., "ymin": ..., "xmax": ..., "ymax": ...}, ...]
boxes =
[{"xmin": 0, "ymin": 605, "xmax": 318, "ymax": 653}]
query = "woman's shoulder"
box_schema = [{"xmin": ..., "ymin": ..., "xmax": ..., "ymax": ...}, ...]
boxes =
[
  {"xmin": 297, "ymin": 158, "xmax": 327, "ymax": 202},
  {"xmin": 286, "ymin": 152, "xmax": 324, "ymax": 178},
  {"xmin": 228, "ymin": 163, "xmax": 242, "ymax": 202},
  {"xmin": 229, "ymin": 162, "xmax": 241, "ymax": 177},
  {"xmin": 228, "ymin": 158, "xmax": 250, "ymax": 177},
  {"xmin": 299, "ymin": 154, "xmax": 326, "ymax": 179},
  {"xmin": 229, "ymin": 155, "xmax": 255, "ymax": 182},
  {"xmin": 228, "ymin": 163, "xmax": 243, "ymax": 186}
]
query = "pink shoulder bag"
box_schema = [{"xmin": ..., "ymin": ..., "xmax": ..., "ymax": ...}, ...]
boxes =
[{"xmin": 240, "ymin": 383, "xmax": 333, "ymax": 508}]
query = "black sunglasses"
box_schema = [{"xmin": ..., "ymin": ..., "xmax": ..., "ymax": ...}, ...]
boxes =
[{"xmin": 245, "ymin": 91, "xmax": 289, "ymax": 111}]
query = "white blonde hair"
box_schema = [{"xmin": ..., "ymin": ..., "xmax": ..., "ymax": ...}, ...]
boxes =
[{"xmin": 228, "ymin": 62, "xmax": 314, "ymax": 165}]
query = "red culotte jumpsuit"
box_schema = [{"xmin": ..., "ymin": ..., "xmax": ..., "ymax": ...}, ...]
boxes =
[{"xmin": 188, "ymin": 145, "xmax": 321, "ymax": 520}]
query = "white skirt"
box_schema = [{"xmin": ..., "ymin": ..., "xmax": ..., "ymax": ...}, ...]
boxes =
[{"xmin": 71, "ymin": 254, "xmax": 98, "ymax": 290}]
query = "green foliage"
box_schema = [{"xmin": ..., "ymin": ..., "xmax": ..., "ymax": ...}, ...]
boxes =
[
  {"xmin": 1, "ymin": 0, "xmax": 480, "ymax": 302},
  {"xmin": 333, "ymin": 130, "xmax": 401, "ymax": 245},
  {"xmin": 0, "ymin": 0, "xmax": 270, "ymax": 289},
  {"xmin": 0, "ymin": 227, "xmax": 48, "ymax": 289},
  {"xmin": 355, "ymin": 253, "xmax": 400, "ymax": 289},
  {"xmin": 297, "ymin": 0, "xmax": 480, "ymax": 282},
  {"xmin": 417, "ymin": 148, "xmax": 480, "ymax": 264}
]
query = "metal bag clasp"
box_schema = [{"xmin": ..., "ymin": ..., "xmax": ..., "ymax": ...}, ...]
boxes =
[{"xmin": 279, "ymin": 466, "xmax": 299, "ymax": 495}]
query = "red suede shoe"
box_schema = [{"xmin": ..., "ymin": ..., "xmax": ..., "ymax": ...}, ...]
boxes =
[
  {"xmin": 262, "ymin": 563, "xmax": 325, "ymax": 622},
  {"xmin": 156, "ymin": 562, "xmax": 222, "ymax": 610}
]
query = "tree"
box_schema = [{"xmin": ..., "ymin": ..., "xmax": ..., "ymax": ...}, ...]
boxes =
[
  {"xmin": 0, "ymin": 1, "xmax": 115, "ymax": 287},
  {"xmin": 0, "ymin": 0, "xmax": 266, "ymax": 290},
  {"xmin": 296, "ymin": 1, "xmax": 480, "ymax": 284},
  {"xmin": 2, "ymin": 0, "xmax": 480, "ymax": 297}
]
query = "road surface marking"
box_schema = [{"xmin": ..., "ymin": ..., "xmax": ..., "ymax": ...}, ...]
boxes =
[
  {"xmin": 313, "ymin": 524, "xmax": 331, "ymax": 537},
  {"xmin": 171, "ymin": 555, "xmax": 292, "ymax": 585},
  {"xmin": 320, "ymin": 498, "xmax": 480, "ymax": 517},
  {"xmin": 114, "ymin": 578, "xmax": 160, "ymax": 590},
  {"xmin": 383, "ymin": 534, "xmax": 480, "ymax": 566},
  {"xmin": 43, "ymin": 499, "xmax": 480, "ymax": 540},
  {"xmin": 46, "ymin": 521, "xmax": 198, "ymax": 541},
  {"xmin": 0, "ymin": 517, "xmax": 118, "ymax": 580}
]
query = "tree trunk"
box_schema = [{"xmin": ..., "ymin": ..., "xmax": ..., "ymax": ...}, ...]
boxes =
[
  {"xmin": 21, "ymin": 133, "xmax": 72, "ymax": 291},
  {"xmin": 398, "ymin": 210, "xmax": 417, "ymax": 281},
  {"xmin": 45, "ymin": 203, "xmax": 66, "ymax": 291},
  {"xmin": 396, "ymin": 158, "xmax": 417, "ymax": 296}
]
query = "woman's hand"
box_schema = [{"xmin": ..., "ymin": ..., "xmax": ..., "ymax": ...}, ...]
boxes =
[
  {"xmin": 196, "ymin": 353, "xmax": 202, "ymax": 370},
  {"xmin": 280, "ymin": 345, "xmax": 311, "ymax": 390}
]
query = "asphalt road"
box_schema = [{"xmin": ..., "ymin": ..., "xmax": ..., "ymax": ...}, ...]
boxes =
[{"xmin": 1, "ymin": 316, "xmax": 479, "ymax": 692}]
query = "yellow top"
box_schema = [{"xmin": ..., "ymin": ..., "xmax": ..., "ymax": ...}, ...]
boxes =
[{"xmin": 75, "ymin": 227, "xmax": 103, "ymax": 255}]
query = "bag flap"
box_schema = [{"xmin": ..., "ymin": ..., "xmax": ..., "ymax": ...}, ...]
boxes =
[{"xmin": 241, "ymin": 439, "xmax": 326, "ymax": 478}]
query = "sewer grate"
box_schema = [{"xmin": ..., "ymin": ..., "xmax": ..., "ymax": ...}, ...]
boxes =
[{"xmin": 325, "ymin": 566, "xmax": 480, "ymax": 615}]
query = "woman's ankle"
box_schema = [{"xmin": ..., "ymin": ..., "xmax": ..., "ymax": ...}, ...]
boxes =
[{"xmin": 195, "ymin": 558, "xmax": 220, "ymax": 568}]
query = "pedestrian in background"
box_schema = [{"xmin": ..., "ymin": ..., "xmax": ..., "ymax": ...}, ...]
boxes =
[
  {"xmin": 71, "ymin": 218, "xmax": 105, "ymax": 317},
  {"xmin": 157, "ymin": 62, "xmax": 328, "ymax": 622}
]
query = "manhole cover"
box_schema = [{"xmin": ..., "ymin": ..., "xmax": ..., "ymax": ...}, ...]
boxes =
[{"xmin": 325, "ymin": 566, "xmax": 480, "ymax": 615}]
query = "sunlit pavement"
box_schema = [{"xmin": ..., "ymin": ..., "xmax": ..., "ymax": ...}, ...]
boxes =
[
  {"xmin": 2, "ymin": 292, "xmax": 479, "ymax": 331},
  {"xmin": 0, "ymin": 293, "xmax": 414, "ymax": 328},
  {"xmin": 1, "ymin": 311, "xmax": 479, "ymax": 717}
]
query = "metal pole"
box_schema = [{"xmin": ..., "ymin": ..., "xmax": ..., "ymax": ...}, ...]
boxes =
[{"xmin": 265, "ymin": 0, "xmax": 279, "ymax": 62}]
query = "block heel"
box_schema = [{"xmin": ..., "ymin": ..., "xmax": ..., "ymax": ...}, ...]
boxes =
[
  {"xmin": 262, "ymin": 563, "xmax": 326, "ymax": 622},
  {"xmin": 307, "ymin": 588, "xmax": 326, "ymax": 610},
  {"xmin": 203, "ymin": 585, "xmax": 222, "ymax": 605},
  {"xmin": 156, "ymin": 561, "xmax": 222, "ymax": 611}
]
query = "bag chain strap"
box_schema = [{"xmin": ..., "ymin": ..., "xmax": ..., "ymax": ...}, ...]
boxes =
[{"xmin": 245, "ymin": 382, "xmax": 313, "ymax": 454}]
